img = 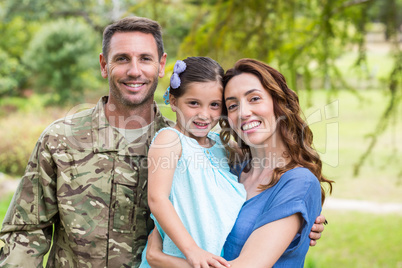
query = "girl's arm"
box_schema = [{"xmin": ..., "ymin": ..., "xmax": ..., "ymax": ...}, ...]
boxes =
[
  {"xmin": 148, "ymin": 130, "xmax": 229, "ymax": 268},
  {"xmin": 229, "ymin": 213, "xmax": 303, "ymax": 268}
]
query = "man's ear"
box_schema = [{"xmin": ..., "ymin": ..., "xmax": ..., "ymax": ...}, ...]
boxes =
[
  {"xmin": 100, "ymin": 53, "xmax": 108, "ymax": 78},
  {"xmin": 158, "ymin": 53, "xmax": 167, "ymax": 78}
]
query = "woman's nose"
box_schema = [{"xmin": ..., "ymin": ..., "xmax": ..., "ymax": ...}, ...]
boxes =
[{"xmin": 239, "ymin": 103, "xmax": 252, "ymax": 120}]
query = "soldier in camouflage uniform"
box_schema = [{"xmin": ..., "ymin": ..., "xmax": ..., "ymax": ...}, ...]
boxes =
[{"xmin": 0, "ymin": 17, "xmax": 172, "ymax": 267}]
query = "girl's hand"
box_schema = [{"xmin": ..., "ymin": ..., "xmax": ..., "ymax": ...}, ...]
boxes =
[{"xmin": 185, "ymin": 247, "xmax": 230, "ymax": 268}]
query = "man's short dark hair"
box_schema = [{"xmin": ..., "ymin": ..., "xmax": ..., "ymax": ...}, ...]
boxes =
[{"xmin": 102, "ymin": 16, "xmax": 164, "ymax": 62}]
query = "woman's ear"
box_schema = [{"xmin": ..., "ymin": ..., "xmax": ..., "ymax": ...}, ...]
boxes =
[{"xmin": 169, "ymin": 95, "xmax": 177, "ymax": 112}]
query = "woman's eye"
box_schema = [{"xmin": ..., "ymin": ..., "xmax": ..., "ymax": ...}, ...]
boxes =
[
  {"xmin": 227, "ymin": 104, "xmax": 238, "ymax": 111},
  {"xmin": 250, "ymin": 96, "xmax": 261, "ymax": 102}
]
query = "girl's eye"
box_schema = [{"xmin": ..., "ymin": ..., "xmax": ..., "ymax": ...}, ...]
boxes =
[
  {"xmin": 211, "ymin": 102, "xmax": 221, "ymax": 108},
  {"xmin": 189, "ymin": 101, "xmax": 199, "ymax": 106}
]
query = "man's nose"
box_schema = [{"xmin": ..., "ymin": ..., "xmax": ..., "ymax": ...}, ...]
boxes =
[{"xmin": 127, "ymin": 60, "xmax": 141, "ymax": 77}]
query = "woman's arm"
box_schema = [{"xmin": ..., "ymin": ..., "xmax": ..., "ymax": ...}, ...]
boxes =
[
  {"xmin": 146, "ymin": 228, "xmax": 192, "ymax": 268},
  {"xmin": 229, "ymin": 213, "xmax": 303, "ymax": 268},
  {"xmin": 148, "ymin": 130, "xmax": 229, "ymax": 268}
]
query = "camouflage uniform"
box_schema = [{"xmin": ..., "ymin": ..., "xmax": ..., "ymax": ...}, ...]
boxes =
[{"xmin": 0, "ymin": 96, "xmax": 172, "ymax": 268}]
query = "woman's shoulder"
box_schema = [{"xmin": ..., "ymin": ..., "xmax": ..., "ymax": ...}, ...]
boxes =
[{"xmin": 279, "ymin": 167, "xmax": 321, "ymax": 191}]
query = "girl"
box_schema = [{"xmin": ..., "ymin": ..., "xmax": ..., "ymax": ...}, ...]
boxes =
[{"xmin": 139, "ymin": 57, "xmax": 246, "ymax": 268}]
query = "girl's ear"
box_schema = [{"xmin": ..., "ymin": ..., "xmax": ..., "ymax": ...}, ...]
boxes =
[{"xmin": 169, "ymin": 95, "xmax": 177, "ymax": 112}]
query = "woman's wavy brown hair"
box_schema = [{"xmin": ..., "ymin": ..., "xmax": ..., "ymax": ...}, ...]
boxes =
[{"xmin": 219, "ymin": 58, "xmax": 333, "ymax": 203}]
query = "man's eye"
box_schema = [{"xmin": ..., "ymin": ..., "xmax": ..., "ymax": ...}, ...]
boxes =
[{"xmin": 116, "ymin": 56, "xmax": 127, "ymax": 62}]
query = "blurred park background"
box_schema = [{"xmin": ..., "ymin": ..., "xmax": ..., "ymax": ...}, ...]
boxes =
[{"xmin": 0, "ymin": 0, "xmax": 401, "ymax": 267}]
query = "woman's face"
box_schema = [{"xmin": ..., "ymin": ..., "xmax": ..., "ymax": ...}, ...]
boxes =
[{"xmin": 224, "ymin": 72, "xmax": 279, "ymax": 147}]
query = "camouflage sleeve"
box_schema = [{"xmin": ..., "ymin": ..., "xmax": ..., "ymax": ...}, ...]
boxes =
[{"xmin": 0, "ymin": 130, "xmax": 58, "ymax": 267}]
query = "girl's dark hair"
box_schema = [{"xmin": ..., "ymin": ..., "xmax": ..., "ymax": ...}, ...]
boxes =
[
  {"xmin": 219, "ymin": 58, "xmax": 333, "ymax": 204},
  {"xmin": 169, "ymin": 57, "xmax": 224, "ymax": 98}
]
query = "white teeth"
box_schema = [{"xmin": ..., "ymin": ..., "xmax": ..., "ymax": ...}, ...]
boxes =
[
  {"xmin": 242, "ymin": 121, "xmax": 261, "ymax": 131},
  {"xmin": 126, "ymin": 83, "xmax": 143, "ymax": 88},
  {"xmin": 194, "ymin": 122, "xmax": 208, "ymax": 126}
]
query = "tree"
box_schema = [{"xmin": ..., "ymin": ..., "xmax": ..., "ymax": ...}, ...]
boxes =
[
  {"xmin": 175, "ymin": 0, "xmax": 402, "ymax": 176},
  {"xmin": 24, "ymin": 18, "xmax": 100, "ymax": 104}
]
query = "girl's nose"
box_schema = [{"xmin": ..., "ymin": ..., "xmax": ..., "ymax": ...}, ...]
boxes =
[{"xmin": 198, "ymin": 107, "xmax": 209, "ymax": 120}]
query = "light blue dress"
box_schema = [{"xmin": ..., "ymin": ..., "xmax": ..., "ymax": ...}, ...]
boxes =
[{"xmin": 140, "ymin": 127, "xmax": 246, "ymax": 267}]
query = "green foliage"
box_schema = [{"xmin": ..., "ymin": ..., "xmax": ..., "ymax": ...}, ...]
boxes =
[
  {"xmin": 0, "ymin": 51, "xmax": 26, "ymax": 96},
  {"xmin": 0, "ymin": 16, "xmax": 39, "ymax": 97},
  {"xmin": 24, "ymin": 18, "xmax": 101, "ymax": 105}
]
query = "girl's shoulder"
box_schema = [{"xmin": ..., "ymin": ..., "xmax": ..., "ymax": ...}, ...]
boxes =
[
  {"xmin": 151, "ymin": 127, "xmax": 182, "ymax": 147},
  {"xmin": 207, "ymin": 131, "xmax": 222, "ymax": 144}
]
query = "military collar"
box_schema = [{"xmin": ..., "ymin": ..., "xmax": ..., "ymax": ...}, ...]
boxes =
[{"xmin": 91, "ymin": 96, "xmax": 171, "ymax": 156}]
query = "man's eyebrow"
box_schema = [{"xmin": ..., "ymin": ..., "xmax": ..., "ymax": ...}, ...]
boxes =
[{"xmin": 112, "ymin": 53, "xmax": 128, "ymax": 59}]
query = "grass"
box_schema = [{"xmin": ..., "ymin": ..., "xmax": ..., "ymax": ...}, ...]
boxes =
[
  {"xmin": 0, "ymin": 193, "xmax": 13, "ymax": 249},
  {"xmin": 305, "ymin": 210, "xmax": 402, "ymax": 268}
]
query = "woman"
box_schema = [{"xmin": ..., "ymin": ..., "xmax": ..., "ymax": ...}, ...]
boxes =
[{"xmin": 146, "ymin": 58, "xmax": 332, "ymax": 268}]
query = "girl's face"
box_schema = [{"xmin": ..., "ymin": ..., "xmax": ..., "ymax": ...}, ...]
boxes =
[
  {"xmin": 224, "ymin": 72, "xmax": 278, "ymax": 147},
  {"xmin": 170, "ymin": 81, "xmax": 223, "ymax": 144}
]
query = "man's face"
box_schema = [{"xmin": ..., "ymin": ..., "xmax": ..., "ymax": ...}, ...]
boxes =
[{"xmin": 100, "ymin": 31, "xmax": 167, "ymax": 109}]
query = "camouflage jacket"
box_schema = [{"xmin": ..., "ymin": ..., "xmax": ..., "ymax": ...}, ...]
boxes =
[{"xmin": 0, "ymin": 96, "xmax": 172, "ymax": 268}]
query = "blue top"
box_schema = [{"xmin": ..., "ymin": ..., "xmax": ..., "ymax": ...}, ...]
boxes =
[
  {"xmin": 140, "ymin": 128, "xmax": 246, "ymax": 267},
  {"xmin": 223, "ymin": 166, "xmax": 322, "ymax": 267}
]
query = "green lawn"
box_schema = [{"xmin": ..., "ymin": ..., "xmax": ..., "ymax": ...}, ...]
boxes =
[{"xmin": 306, "ymin": 210, "xmax": 402, "ymax": 268}]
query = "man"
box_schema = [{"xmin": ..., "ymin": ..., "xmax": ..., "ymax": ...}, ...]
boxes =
[
  {"xmin": 0, "ymin": 16, "xmax": 325, "ymax": 267},
  {"xmin": 0, "ymin": 17, "xmax": 171, "ymax": 267}
]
